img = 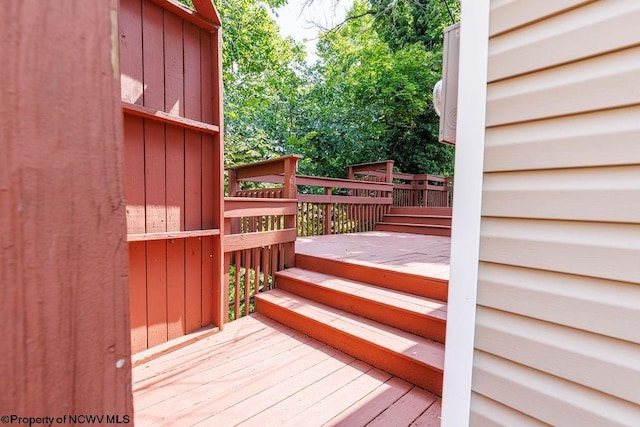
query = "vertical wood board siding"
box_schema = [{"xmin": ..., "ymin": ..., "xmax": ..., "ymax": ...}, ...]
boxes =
[
  {"xmin": 119, "ymin": 0, "xmax": 222, "ymax": 352},
  {"xmin": 1, "ymin": 0, "xmax": 132, "ymax": 415}
]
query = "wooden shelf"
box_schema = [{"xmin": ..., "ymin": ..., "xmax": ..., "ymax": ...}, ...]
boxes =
[
  {"xmin": 127, "ymin": 229, "xmax": 220, "ymax": 242},
  {"xmin": 122, "ymin": 101, "xmax": 220, "ymax": 134}
]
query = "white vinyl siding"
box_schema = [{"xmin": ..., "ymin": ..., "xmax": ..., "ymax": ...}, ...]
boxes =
[
  {"xmin": 484, "ymin": 106, "xmax": 640, "ymax": 171},
  {"xmin": 486, "ymin": 45, "xmax": 640, "ymax": 126},
  {"xmin": 488, "ymin": 0, "xmax": 640, "ymax": 81},
  {"xmin": 470, "ymin": 393, "xmax": 550, "ymax": 426},
  {"xmin": 489, "ymin": 0, "xmax": 594, "ymax": 37},
  {"xmin": 473, "ymin": 351, "xmax": 640, "ymax": 426},
  {"xmin": 472, "ymin": 0, "xmax": 640, "ymax": 424}
]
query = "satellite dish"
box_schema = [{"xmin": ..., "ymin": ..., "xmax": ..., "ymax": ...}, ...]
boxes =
[{"xmin": 433, "ymin": 79, "xmax": 443, "ymax": 117}]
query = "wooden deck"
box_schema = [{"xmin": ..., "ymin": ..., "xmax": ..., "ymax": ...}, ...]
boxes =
[
  {"xmin": 133, "ymin": 314, "xmax": 441, "ymax": 426},
  {"xmin": 296, "ymin": 231, "xmax": 451, "ymax": 280},
  {"xmin": 133, "ymin": 231, "xmax": 448, "ymax": 425}
]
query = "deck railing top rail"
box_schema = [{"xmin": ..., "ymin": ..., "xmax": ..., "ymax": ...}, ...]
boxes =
[
  {"xmin": 226, "ymin": 154, "xmax": 303, "ymax": 179},
  {"xmin": 237, "ymin": 174, "xmax": 394, "ymax": 192},
  {"xmin": 347, "ymin": 160, "xmax": 451, "ymax": 183},
  {"xmin": 226, "ymin": 156, "xmax": 452, "ymax": 207},
  {"xmin": 345, "ymin": 160, "xmax": 453, "ymax": 208}
]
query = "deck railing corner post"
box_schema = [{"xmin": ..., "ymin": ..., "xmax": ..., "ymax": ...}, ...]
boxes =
[
  {"xmin": 385, "ymin": 160, "xmax": 394, "ymax": 184},
  {"xmin": 228, "ymin": 168, "xmax": 239, "ymax": 197},
  {"xmin": 283, "ymin": 156, "xmax": 300, "ymax": 268},
  {"xmin": 323, "ymin": 187, "xmax": 333, "ymax": 235}
]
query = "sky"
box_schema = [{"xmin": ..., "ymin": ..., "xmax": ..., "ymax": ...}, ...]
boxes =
[{"xmin": 273, "ymin": 0, "xmax": 349, "ymax": 63}]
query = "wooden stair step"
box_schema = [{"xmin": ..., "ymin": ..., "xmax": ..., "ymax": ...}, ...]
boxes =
[
  {"xmin": 390, "ymin": 207, "xmax": 452, "ymax": 216},
  {"xmin": 382, "ymin": 214, "xmax": 452, "ymax": 226},
  {"xmin": 295, "ymin": 254, "xmax": 448, "ymax": 301},
  {"xmin": 375, "ymin": 222, "xmax": 452, "ymax": 237},
  {"xmin": 276, "ymin": 268, "xmax": 446, "ymax": 343},
  {"xmin": 255, "ymin": 289, "xmax": 445, "ymax": 395}
]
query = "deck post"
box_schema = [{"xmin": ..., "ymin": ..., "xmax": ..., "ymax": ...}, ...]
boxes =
[
  {"xmin": 283, "ymin": 156, "xmax": 299, "ymax": 268},
  {"xmin": 228, "ymin": 168, "xmax": 240, "ymax": 196},
  {"xmin": 385, "ymin": 160, "xmax": 394, "ymax": 184},
  {"xmin": 385, "ymin": 160, "xmax": 394, "ymax": 201},
  {"xmin": 422, "ymin": 179, "xmax": 428, "ymax": 207},
  {"xmin": 1, "ymin": 0, "xmax": 132, "ymax": 416},
  {"xmin": 228, "ymin": 168, "xmax": 241, "ymax": 233},
  {"xmin": 222, "ymin": 219, "xmax": 231, "ymax": 324},
  {"xmin": 323, "ymin": 187, "xmax": 333, "ymax": 235}
]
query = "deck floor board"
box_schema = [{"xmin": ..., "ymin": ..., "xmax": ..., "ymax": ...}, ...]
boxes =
[
  {"xmin": 296, "ymin": 232, "xmax": 451, "ymax": 280},
  {"xmin": 134, "ymin": 314, "xmax": 441, "ymax": 426},
  {"xmin": 134, "ymin": 231, "xmax": 446, "ymax": 425}
]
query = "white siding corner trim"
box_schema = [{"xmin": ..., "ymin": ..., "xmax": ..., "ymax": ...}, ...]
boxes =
[{"xmin": 440, "ymin": 0, "xmax": 490, "ymax": 425}]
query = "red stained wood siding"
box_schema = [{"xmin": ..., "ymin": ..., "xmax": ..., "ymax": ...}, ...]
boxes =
[
  {"xmin": 1, "ymin": 0, "xmax": 131, "ymax": 417},
  {"xmin": 120, "ymin": 0, "xmax": 224, "ymax": 352}
]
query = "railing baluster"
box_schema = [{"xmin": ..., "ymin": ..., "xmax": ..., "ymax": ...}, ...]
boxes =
[
  {"xmin": 254, "ymin": 247, "xmax": 261, "ymax": 295},
  {"xmin": 234, "ymin": 250, "xmax": 240, "ymax": 320},
  {"xmin": 271, "ymin": 244, "xmax": 278, "ymax": 288},
  {"xmin": 244, "ymin": 248, "xmax": 251, "ymax": 316},
  {"xmin": 262, "ymin": 245, "xmax": 270, "ymax": 291}
]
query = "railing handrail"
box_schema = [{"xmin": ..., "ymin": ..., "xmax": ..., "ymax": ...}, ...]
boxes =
[
  {"xmin": 226, "ymin": 156, "xmax": 453, "ymax": 207},
  {"xmin": 224, "ymin": 198, "xmax": 298, "ymax": 219},
  {"xmin": 346, "ymin": 160, "xmax": 394, "ymax": 169},
  {"xmin": 298, "ymin": 194, "xmax": 392, "ymax": 205},
  {"xmin": 354, "ymin": 170, "xmax": 450, "ymax": 183},
  {"xmin": 345, "ymin": 160, "xmax": 453, "ymax": 209},
  {"xmin": 236, "ymin": 174, "xmax": 393, "ymax": 192},
  {"xmin": 225, "ymin": 154, "xmax": 303, "ymax": 172},
  {"xmin": 346, "ymin": 160, "xmax": 394, "ymax": 184}
]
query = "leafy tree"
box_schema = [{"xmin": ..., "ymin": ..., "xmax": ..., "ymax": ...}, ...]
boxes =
[
  {"xmin": 181, "ymin": 0, "xmax": 308, "ymax": 167},
  {"xmin": 290, "ymin": 0, "xmax": 456, "ymax": 176},
  {"xmin": 178, "ymin": 0, "xmax": 458, "ymax": 178},
  {"xmin": 214, "ymin": 0, "xmax": 308, "ymax": 167},
  {"xmin": 369, "ymin": 0, "xmax": 459, "ymax": 51}
]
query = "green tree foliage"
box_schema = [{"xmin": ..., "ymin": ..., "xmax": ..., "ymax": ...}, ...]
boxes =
[
  {"xmin": 179, "ymin": 0, "xmax": 458, "ymax": 177},
  {"xmin": 292, "ymin": 0, "xmax": 457, "ymax": 176},
  {"xmin": 369, "ymin": 0, "xmax": 459, "ymax": 51},
  {"xmin": 214, "ymin": 0, "xmax": 308, "ymax": 167}
]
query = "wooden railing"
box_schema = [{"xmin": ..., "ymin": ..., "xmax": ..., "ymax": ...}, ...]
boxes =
[
  {"xmin": 228, "ymin": 156, "xmax": 394, "ymax": 237},
  {"xmin": 222, "ymin": 155, "xmax": 451, "ymax": 322},
  {"xmin": 296, "ymin": 176, "xmax": 393, "ymax": 236},
  {"xmin": 223, "ymin": 198, "xmax": 297, "ymax": 321},
  {"xmin": 347, "ymin": 161, "xmax": 453, "ymax": 208},
  {"xmin": 223, "ymin": 156, "xmax": 299, "ymax": 321}
]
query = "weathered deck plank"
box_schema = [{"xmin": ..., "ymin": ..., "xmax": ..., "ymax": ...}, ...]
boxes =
[
  {"xmin": 133, "ymin": 314, "xmax": 441, "ymax": 426},
  {"xmin": 296, "ymin": 232, "xmax": 451, "ymax": 280}
]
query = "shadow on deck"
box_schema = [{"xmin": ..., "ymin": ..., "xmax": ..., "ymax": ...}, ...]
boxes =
[{"xmin": 133, "ymin": 232, "xmax": 448, "ymax": 426}]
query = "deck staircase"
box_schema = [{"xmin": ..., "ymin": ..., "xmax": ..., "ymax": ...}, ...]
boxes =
[
  {"xmin": 375, "ymin": 207, "xmax": 452, "ymax": 237},
  {"xmin": 255, "ymin": 253, "xmax": 448, "ymax": 396}
]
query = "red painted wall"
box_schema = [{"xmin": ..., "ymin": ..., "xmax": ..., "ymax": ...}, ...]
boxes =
[
  {"xmin": 0, "ymin": 0, "xmax": 132, "ymax": 417},
  {"xmin": 120, "ymin": 0, "xmax": 224, "ymax": 353}
]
